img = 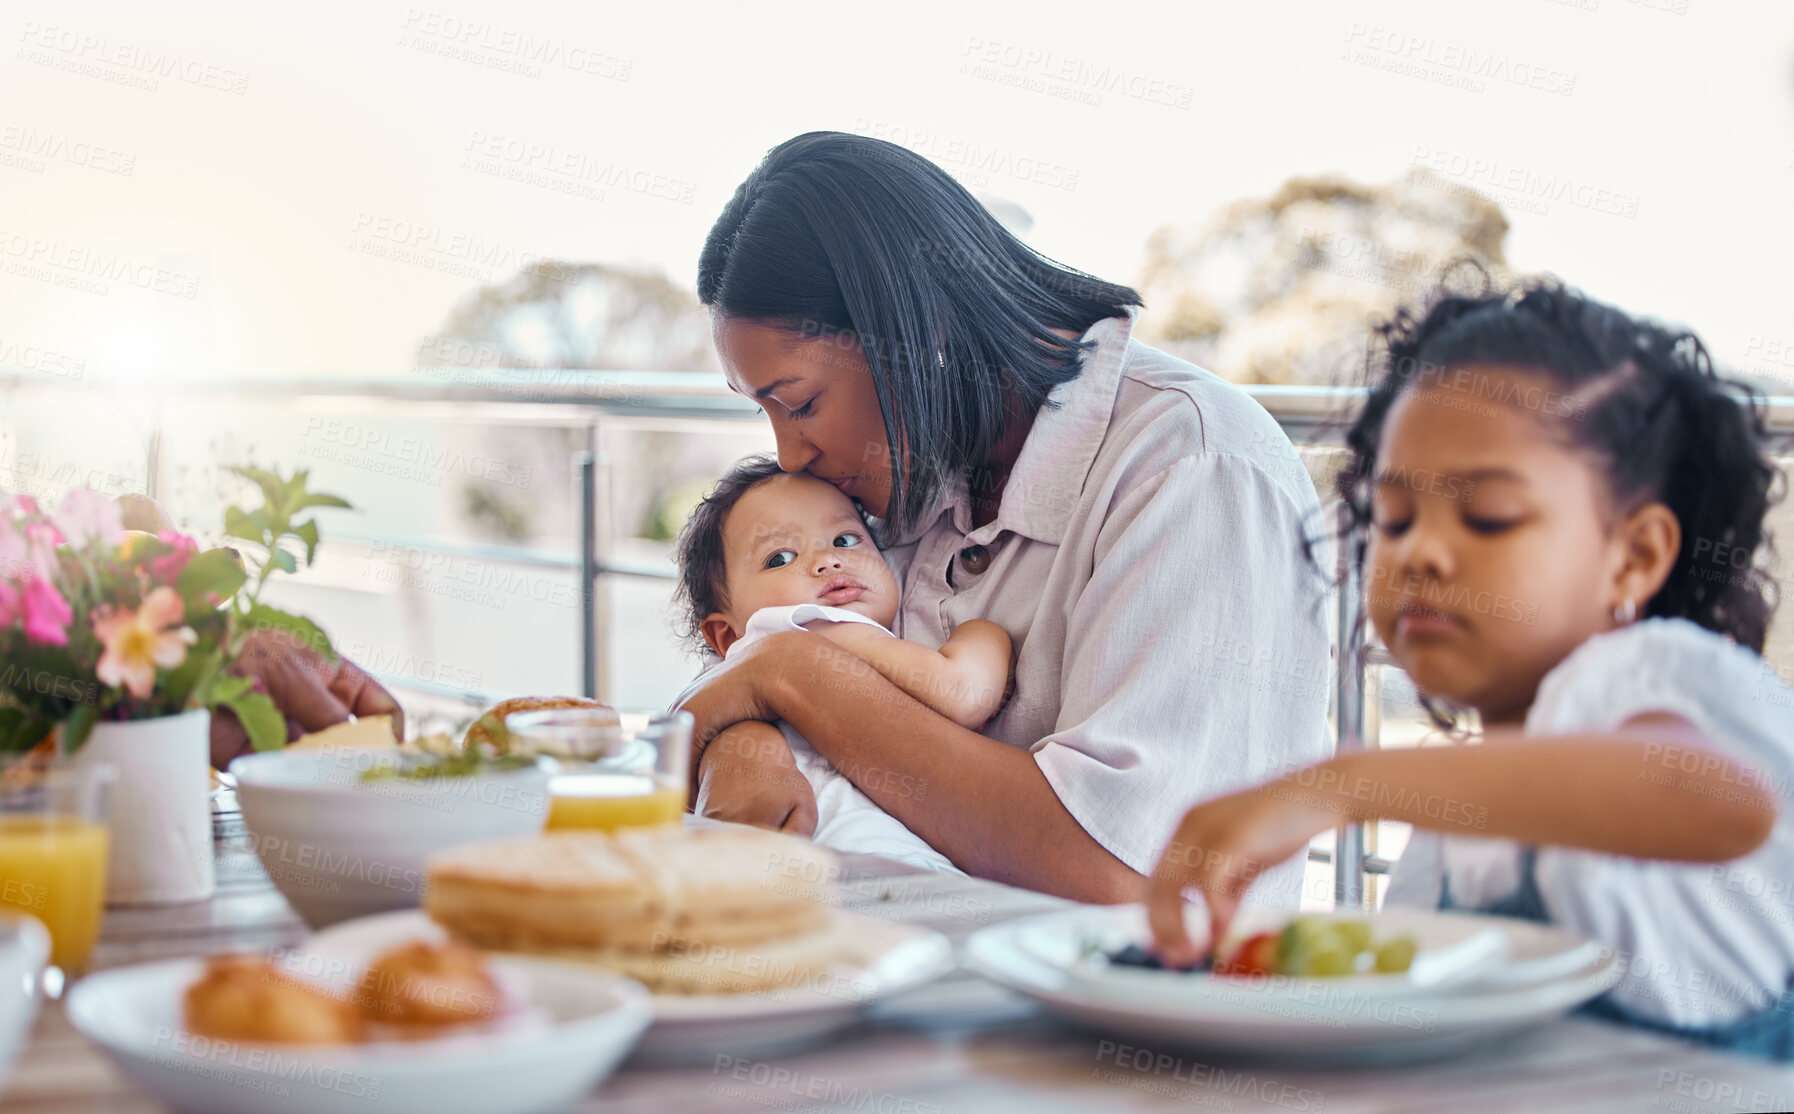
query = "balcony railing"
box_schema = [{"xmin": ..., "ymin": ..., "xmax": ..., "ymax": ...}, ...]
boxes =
[{"xmin": 6, "ymin": 369, "xmax": 1791, "ymax": 904}]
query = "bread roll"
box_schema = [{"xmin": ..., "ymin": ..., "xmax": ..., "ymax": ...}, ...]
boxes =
[{"xmin": 462, "ymin": 696, "xmax": 617, "ymax": 753}]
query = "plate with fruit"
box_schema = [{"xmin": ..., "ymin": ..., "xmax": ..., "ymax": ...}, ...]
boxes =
[{"xmin": 964, "ymin": 905, "xmax": 1622, "ymax": 1063}]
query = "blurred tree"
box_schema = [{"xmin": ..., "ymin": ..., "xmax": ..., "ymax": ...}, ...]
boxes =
[
  {"xmin": 419, "ymin": 263, "xmax": 718, "ymax": 544},
  {"xmin": 1135, "ymin": 170, "xmax": 1510, "ymax": 385}
]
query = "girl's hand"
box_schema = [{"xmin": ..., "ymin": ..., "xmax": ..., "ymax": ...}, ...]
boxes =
[{"xmin": 1146, "ymin": 782, "xmax": 1343, "ymax": 967}]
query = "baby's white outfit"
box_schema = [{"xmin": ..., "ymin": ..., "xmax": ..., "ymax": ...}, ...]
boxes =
[
  {"xmin": 1387, "ymin": 618, "xmax": 1794, "ymax": 1034},
  {"xmin": 724, "ymin": 604, "xmax": 960, "ymax": 874}
]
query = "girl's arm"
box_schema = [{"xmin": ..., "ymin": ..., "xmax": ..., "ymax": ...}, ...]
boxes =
[
  {"xmin": 1146, "ymin": 713, "xmax": 1780, "ymax": 965},
  {"xmin": 677, "ymin": 628, "xmax": 1144, "ymax": 903},
  {"xmin": 799, "ymin": 618, "xmax": 1012, "ymax": 730}
]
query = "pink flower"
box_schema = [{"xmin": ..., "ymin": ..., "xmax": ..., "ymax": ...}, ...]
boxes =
[
  {"xmin": 20, "ymin": 576, "xmax": 72, "ymax": 646},
  {"xmin": 0, "ymin": 516, "xmax": 25, "ymax": 582},
  {"xmin": 53, "ymin": 488, "xmax": 124, "ymax": 551},
  {"xmin": 148, "ymin": 531, "xmax": 197, "ymax": 584},
  {"xmin": 23, "ymin": 522, "xmax": 60, "ymax": 580},
  {"xmin": 0, "ymin": 580, "xmax": 18, "ymax": 628},
  {"xmin": 93, "ymin": 586, "xmax": 196, "ymax": 699},
  {"xmin": 13, "ymin": 496, "xmax": 42, "ymax": 516}
]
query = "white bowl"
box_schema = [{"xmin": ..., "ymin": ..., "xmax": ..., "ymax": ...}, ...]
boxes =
[
  {"xmin": 67, "ymin": 954, "xmax": 650, "ymax": 1114},
  {"xmin": 0, "ymin": 913, "xmax": 49, "ymax": 1095},
  {"xmin": 229, "ymin": 747, "xmax": 550, "ymax": 928}
]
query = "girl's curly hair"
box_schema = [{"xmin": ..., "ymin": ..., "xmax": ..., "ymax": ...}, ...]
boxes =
[{"xmin": 1339, "ymin": 268, "xmax": 1783, "ymax": 651}]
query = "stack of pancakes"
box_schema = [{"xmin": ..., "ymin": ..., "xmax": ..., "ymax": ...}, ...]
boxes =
[{"xmin": 424, "ymin": 825, "xmax": 844, "ymax": 994}]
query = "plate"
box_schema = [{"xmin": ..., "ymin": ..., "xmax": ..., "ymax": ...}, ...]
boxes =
[
  {"xmin": 307, "ymin": 908, "xmax": 956, "ymax": 1063},
  {"xmin": 66, "ymin": 954, "xmax": 650, "ymax": 1114},
  {"xmin": 964, "ymin": 904, "xmax": 1622, "ymax": 1065}
]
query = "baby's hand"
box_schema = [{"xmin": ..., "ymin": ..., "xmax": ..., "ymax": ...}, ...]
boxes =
[
  {"xmin": 693, "ymin": 722, "xmax": 818, "ymax": 836},
  {"xmin": 1146, "ymin": 782, "xmax": 1342, "ymax": 967}
]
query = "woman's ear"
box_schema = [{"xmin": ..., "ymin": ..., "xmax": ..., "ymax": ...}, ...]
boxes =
[
  {"xmin": 701, "ymin": 613, "xmax": 740, "ymax": 658},
  {"xmin": 1613, "ymin": 501, "xmax": 1681, "ymax": 615}
]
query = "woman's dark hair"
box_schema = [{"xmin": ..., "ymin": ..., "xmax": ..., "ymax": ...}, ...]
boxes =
[
  {"xmin": 671, "ymin": 455, "xmax": 788, "ymax": 655},
  {"xmin": 697, "ymin": 131, "xmax": 1142, "ymax": 536},
  {"xmin": 1340, "ymin": 269, "xmax": 1783, "ymax": 651}
]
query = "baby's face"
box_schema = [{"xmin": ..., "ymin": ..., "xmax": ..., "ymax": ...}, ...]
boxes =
[{"xmin": 704, "ymin": 472, "xmax": 900, "ymax": 657}]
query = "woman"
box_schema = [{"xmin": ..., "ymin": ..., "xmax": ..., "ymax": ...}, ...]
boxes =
[{"xmin": 679, "ymin": 131, "xmax": 1333, "ymax": 904}]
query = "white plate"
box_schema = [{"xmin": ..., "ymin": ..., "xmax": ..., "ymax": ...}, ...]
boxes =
[
  {"xmin": 66, "ymin": 954, "xmax": 650, "ymax": 1114},
  {"xmin": 308, "ymin": 909, "xmax": 956, "ymax": 1064},
  {"xmin": 964, "ymin": 905, "xmax": 1622, "ymax": 1065}
]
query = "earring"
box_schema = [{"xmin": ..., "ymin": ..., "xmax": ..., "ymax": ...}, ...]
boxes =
[{"xmin": 1612, "ymin": 598, "xmax": 1637, "ymax": 625}]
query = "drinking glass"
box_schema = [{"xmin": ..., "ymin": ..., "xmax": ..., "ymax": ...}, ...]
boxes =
[
  {"xmin": 0, "ymin": 759, "xmax": 114, "ymax": 977},
  {"xmin": 504, "ymin": 709, "xmax": 692, "ymax": 831}
]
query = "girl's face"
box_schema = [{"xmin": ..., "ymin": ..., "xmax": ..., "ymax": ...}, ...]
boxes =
[
  {"xmin": 700, "ymin": 472, "xmax": 901, "ymax": 658},
  {"xmin": 713, "ymin": 316, "xmax": 899, "ymax": 518},
  {"xmin": 1365, "ymin": 365, "xmax": 1670, "ymax": 724}
]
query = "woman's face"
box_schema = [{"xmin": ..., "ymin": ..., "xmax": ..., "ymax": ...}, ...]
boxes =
[{"xmin": 713, "ymin": 316, "xmax": 898, "ymax": 518}]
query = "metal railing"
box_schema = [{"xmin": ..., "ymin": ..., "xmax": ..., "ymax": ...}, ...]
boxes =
[{"xmin": 6, "ymin": 369, "xmax": 1791, "ymax": 904}]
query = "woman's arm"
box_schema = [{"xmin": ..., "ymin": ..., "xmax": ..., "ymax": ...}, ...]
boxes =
[
  {"xmin": 800, "ymin": 618, "xmax": 1011, "ymax": 729},
  {"xmin": 1146, "ymin": 713, "xmax": 1779, "ymax": 964},
  {"xmin": 678, "ymin": 628, "xmax": 1144, "ymax": 903}
]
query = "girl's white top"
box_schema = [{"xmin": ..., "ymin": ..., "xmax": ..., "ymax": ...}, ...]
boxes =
[
  {"xmin": 1387, "ymin": 618, "xmax": 1794, "ymax": 1025},
  {"xmin": 731, "ymin": 603, "xmax": 959, "ymax": 874}
]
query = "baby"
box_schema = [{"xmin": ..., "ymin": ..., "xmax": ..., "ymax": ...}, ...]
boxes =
[{"xmin": 671, "ymin": 454, "xmax": 1012, "ymax": 872}]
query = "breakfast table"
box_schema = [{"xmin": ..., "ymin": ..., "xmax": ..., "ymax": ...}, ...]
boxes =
[{"xmin": 3, "ymin": 803, "xmax": 1791, "ymax": 1114}]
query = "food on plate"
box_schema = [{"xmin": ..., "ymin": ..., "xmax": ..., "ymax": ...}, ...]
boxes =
[
  {"xmin": 463, "ymin": 696, "xmax": 618, "ymax": 755},
  {"xmin": 423, "ymin": 826, "xmax": 844, "ymax": 994},
  {"xmin": 1107, "ymin": 917, "xmax": 1420, "ymax": 978},
  {"xmin": 183, "ymin": 955, "xmax": 364, "ymax": 1045},
  {"xmin": 356, "ymin": 940, "xmax": 503, "ymax": 1031},
  {"xmin": 289, "ymin": 715, "xmax": 401, "ymax": 751},
  {"xmin": 357, "ymin": 750, "xmax": 538, "ymax": 783},
  {"xmin": 184, "ymin": 944, "xmax": 511, "ymax": 1046}
]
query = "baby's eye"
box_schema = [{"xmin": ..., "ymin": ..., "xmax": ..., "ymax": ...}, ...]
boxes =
[
  {"xmin": 833, "ymin": 532, "xmax": 861, "ymax": 548},
  {"xmin": 1464, "ymin": 516, "xmax": 1519, "ymax": 536},
  {"xmin": 764, "ymin": 549, "xmax": 797, "ymax": 569}
]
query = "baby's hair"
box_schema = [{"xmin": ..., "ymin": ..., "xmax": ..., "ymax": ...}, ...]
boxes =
[
  {"xmin": 1339, "ymin": 266, "xmax": 1783, "ymax": 650},
  {"xmin": 671, "ymin": 454, "xmax": 789, "ymax": 656}
]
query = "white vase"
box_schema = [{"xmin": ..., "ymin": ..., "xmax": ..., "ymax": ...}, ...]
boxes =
[{"xmin": 63, "ymin": 709, "xmax": 215, "ymax": 905}]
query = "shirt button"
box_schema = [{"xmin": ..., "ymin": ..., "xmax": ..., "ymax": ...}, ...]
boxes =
[{"xmin": 958, "ymin": 545, "xmax": 991, "ymax": 575}]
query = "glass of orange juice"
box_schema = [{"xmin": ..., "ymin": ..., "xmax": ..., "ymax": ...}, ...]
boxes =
[
  {"xmin": 505, "ymin": 709, "xmax": 692, "ymax": 832},
  {"xmin": 0, "ymin": 759, "xmax": 113, "ymax": 977}
]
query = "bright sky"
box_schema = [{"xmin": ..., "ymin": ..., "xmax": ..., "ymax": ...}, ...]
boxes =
[{"xmin": 4, "ymin": 0, "xmax": 1792, "ymax": 386}]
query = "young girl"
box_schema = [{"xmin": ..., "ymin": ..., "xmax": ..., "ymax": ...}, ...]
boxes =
[
  {"xmin": 1148, "ymin": 279, "xmax": 1794, "ymax": 1058},
  {"xmin": 671, "ymin": 454, "xmax": 1012, "ymax": 872}
]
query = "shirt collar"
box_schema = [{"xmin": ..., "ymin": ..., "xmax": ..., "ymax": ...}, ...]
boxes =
[{"xmin": 881, "ymin": 310, "xmax": 1135, "ymax": 547}]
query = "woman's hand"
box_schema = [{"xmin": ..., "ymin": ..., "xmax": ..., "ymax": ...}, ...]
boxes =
[
  {"xmin": 676, "ymin": 630, "xmax": 805, "ymax": 759},
  {"xmin": 210, "ymin": 629, "xmax": 404, "ymax": 769},
  {"xmin": 1146, "ymin": 781, "xmax": 1342, "ymax": 967},
  {"xmin": 693, "ymin": 722, "xmax": 817, "ymax": 835}
]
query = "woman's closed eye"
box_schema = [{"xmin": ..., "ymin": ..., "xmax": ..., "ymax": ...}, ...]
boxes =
[{"xmin": 788, "ymin": 396, "xmax": 818, "ymax": 420}]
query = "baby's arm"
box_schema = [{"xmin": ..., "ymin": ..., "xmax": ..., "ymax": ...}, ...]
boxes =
[{"xmin": 801, "ymin": 619, "xmax": 1012, "ymax": 731}]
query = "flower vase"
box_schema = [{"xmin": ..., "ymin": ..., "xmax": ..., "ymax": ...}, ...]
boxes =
[{"xmin": 63, "ymin": 709, "xmax": 215, "ymax": 905}]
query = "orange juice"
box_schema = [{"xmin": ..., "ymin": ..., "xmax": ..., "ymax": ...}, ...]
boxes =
[
  {"xmin": 0, "ymin": 816, "xmax": 108, "ymax": 972},
  {"xmin": 546, "ymin": 774, "xmax": 685, "ymax": 831}
]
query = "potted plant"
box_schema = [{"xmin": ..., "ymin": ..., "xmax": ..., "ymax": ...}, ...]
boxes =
[{"xmin": 0, "ymin": 468, "xmax": 350, "ymax": 904}]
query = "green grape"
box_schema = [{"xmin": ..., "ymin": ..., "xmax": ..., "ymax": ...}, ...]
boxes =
[
  {"xmin": 1374, "ymin": 937, "xmax": 1418, "ymax": 974},
  {"xmin": 1331, "ymin": 920, "xmax": 1373, "ymax": 955},
  {"xmin": 1302, "ymin": 946, "xmax": 1354, "ymax": 977}
]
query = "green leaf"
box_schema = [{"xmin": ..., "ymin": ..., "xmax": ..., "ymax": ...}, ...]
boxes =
[
  {"xmin": 177, "ymin": 548, "xmax": 247, "ymax": 604},
  {"xmin": 267, "ymin": 548, "xmax": 297, "ymax": 575},
  {"xmin": 222, "ymin": 506, "xmax": 271, "ymax": 547},
  {"xmin": 291, "ymin": 493, "xmax": 352, "ymax": 512},
  {"xmin": 242, "ymin": 604, "xmax": 335, "ymax": 662},
  {"xmin": 290, "ymin": 519, "xmax": 320, "ymax": 565},
  {"xmin": 161, "ymin": 646, "xmax": 223, "ymax": 710},
  {"xmin": 60, "ymin": 702, "xmax": 98, "ymax": 753},
  {"xmin": 0, "ymin": 708, "xmax": 50, "ymax": 755},
  {"xmin": 232, "ymin": 465, "xmax": 289, "ymax": 512},
  {"xmin": 215, "ymin": 690, "xmax": 286, "ymax": 753}
]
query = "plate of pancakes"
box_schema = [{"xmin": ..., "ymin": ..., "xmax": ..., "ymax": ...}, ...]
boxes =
[{"xmin": 307, "ymin": 823, "xmax": 956, "ymax": 1063}]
